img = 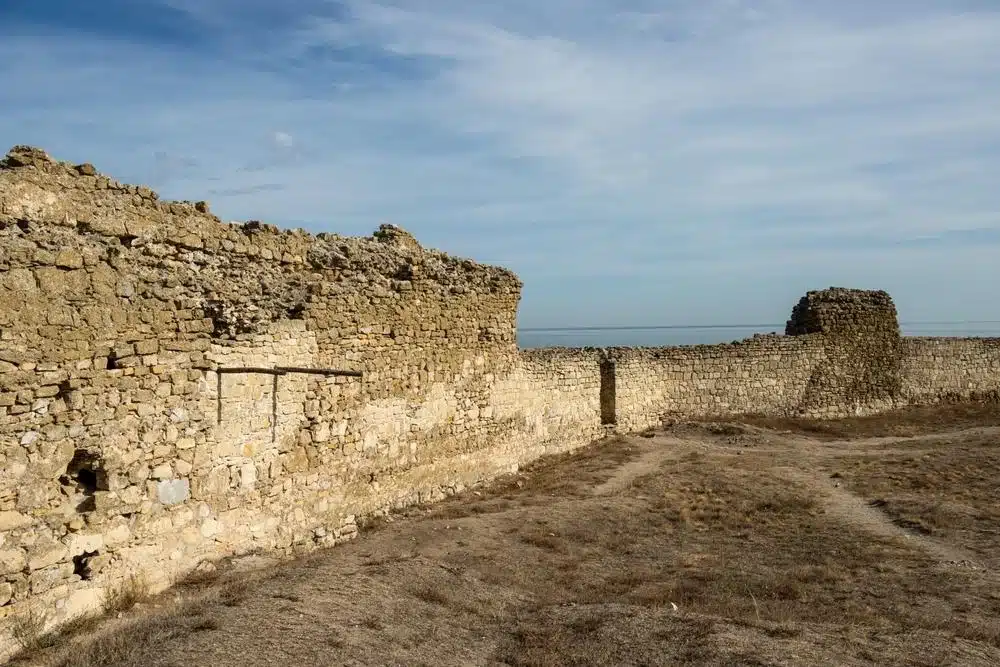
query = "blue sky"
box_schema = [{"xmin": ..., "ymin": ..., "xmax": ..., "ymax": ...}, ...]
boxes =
[{"xmin": 2, "ymin": 1, "xmax": 999, "ymax": 329}]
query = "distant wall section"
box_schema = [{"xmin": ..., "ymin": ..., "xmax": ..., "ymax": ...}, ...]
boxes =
[
  {"xmin": 608, "ymin": 335, "xmax": 826, "ymax": 432},
  {"xmin": 898, "ymin": 337, "xmax": 1000, "ymax": 402}
]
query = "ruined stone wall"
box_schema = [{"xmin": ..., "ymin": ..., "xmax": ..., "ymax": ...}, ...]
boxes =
[
  {"xmin": 0, "ymin": 146, "xmax": 587, "ymax": 647},
  {"xmin": 898, "ymin": 337, "xmax": 1000, "ymax": 403},
  {"xmin": 608, "ymin": 335, "xmax": 827, "ymax": 432},
  {"xmin": 2, "ymin": 146, "xmax": 999, "ymax": 652},
  {"xmin": 605, "ymin": 287, "xmax": 986, "ymax": 432},
  {"xmin": 785, "ymin": 287, "xmax": 903, "ymax": 417}
]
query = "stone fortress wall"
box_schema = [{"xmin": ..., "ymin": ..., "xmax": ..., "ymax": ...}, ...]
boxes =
[{"xmin": 2, "ymin": 146, "xmax": 999, "ymax": 647}]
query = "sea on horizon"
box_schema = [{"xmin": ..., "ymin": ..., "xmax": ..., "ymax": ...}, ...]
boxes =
[{"xmin": 517, "ymin": 323, "xmax": 1000, "ymax": 349}]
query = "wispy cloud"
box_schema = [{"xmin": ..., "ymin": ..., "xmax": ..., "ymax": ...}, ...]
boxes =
[{"xmin": 1, "ymin": 0, "xmax": 999, "ymax": 326}]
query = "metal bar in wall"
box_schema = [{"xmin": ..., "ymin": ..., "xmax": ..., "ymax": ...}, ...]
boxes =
[
  {"xmin": 274, "ymin": 366, "xmax": 363, "ymax": 377},
  {"xmin": 216, "ymin": 367, "xmax": 288, "ymax": 375},
  {"xmin": 271, "ymin": 373, "xmax": 279, "ymax": 444},
  {"xmin": 215, "ymin": 366, "xmax": 362, "ymax": 377}
]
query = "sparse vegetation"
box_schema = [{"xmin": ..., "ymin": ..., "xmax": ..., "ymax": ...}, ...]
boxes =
[
  {"xmin": 409, "ymin": 583, "xmax": 452, "ymax": 606},
  {"xmin": 217, "ymin": 577, "xmax": 252, "ymax": 607},
  {"xmin": 55, "ymin": 611, "xmax": 209, "ymax": 667},
  {"xmin": 360, "ymin": 614, "xmax": 383, "ymax": 630},
  {"xmin": 11, "ymin": 607, "xmax": 51, "ymax": 652},
  {"xmin": 174, "ymin": 564, "xmax": 222, "ymax": 589},
  {"xmin": 15, "ymin": 402, "xmax": 1000, "ymax": 666},
  {"xmin": 102, "ymin": 572, "xmax": 149, "ymax": 615}
]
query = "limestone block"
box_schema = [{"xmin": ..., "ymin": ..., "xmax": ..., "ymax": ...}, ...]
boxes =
[
  {"xmin": 30, "ymin": 562, "xmax": 74, "ymax": 594},
  {"xmin": 151, "ymin": 463, "xmax": 172, "ymax": 480},
  {"xmin": 61, "ymin": 587, "xmax": 104, "ymax": 617},
  {"xmin": 0, "ymin": 581, "xmax": 12, "ymax": 606},
  {"xmin": 313, "ymin": 422, "xmax": 330, "ymax": 443},
  {"xmin": 103, "ymin": 524, "xmax": 131, "ymax": 547},
  {"xmin": 200, "ymin": 518, "xmax": 220, "ymax": 538},
  {"xmin": 62, "ymin": 532, "xmax": 103, "ymax": 557},
  {"xmin": 54, "ymin": 249, "xmax": 84, "ymax": 269},
  {"xmin": 0, "ymin": 511, "xmax": 31, "ymax": 532},
  {"xmin": 157, "ymin": 479, "xmax": 190, "ymax": 506},
  {"xmin": 120, "ymin": 485, "xmax": 144, "ymax": 505},
  {"xmin": 240, "ymin": 463, "xmax": 256, "ymax": 489},
  {"xmin": 27, "ymin": 543, "xmax": 67, "ymax": 571},
  {"xmin": 0, "ymin": 548, "xmax": 27, "ymax": 575}
]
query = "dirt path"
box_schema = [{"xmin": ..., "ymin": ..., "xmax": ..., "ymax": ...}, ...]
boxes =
[
  {"xmin": 771, "ymin": 466, "xmax": 984, "ymax": 567},
  {"xmin": 17, "ymin": 412, "xmax": 1000, "ymax": 667},
  {"xmin": 590, "ymin": 435, "xmax": 691, "ymax": 496},
  {"xmin": 693, "ymin": 422, "xmax": 996, "ymax": 571}
]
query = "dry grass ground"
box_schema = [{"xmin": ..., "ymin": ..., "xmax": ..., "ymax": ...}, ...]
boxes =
[{"xmin": 11, "ymin": 402, "xmax": 1000, "ymax": 667}]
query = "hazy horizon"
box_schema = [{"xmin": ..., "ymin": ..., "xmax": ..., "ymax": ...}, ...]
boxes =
[{"xmin": 518, "ymin": 321, "xmax": 1000, "ymax": 348}]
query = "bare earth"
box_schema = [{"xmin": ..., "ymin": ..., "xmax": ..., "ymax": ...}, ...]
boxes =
[{"xmin": 14, "ymin": 403, "xmax": 1000, "ymax": 667}]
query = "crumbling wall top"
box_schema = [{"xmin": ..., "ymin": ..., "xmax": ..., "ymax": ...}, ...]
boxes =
[
  {"xmin": 0, "ymin": 146, "xmax": 522, "ymax": 295},
  {"xmin": 785, "ymin": 287, "xmax": 900, "ymax": 337}
]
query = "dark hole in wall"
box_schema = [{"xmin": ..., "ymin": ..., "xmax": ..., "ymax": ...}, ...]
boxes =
[
  {"xmin": 394, "ymin": 263, "xmax": 414, "ymax": 281},
  {"xmin": 287, "ymin": 303, "xmax": 306, "ymax": 319},
  {"xmin": 204, "ymin": 299, "xmax": 258, "ymax": 338},
  {"xmin": 73, "ymin": 551, "xmax": 100, "ymax": 580},
  {"xmin": 76, "ymin": 220, "xmax": 93, "ymax": 233},
  {"xmin": 119, "ymin": 234, "xmax": 138, "ymax": 247},
  {"xmin": 600, "ymin": 357, "xmax": 617, "ymax": 426},
  {"xmin": 76, "ymin": 496, "xmax": 97, "ymax": 513},
  {"xmin": 55, "ymin": 380, "xmax": 73, "ymax": 401},
  {"xmin": 16, "ymin": 219, "xmax": 30, "ymax": 232},
  {"xmin": 106, "ymin": 352, "xmax": 120, "ymax": 370},
  {"xmin": 60, "ymin": 449, "xmax": 106, "ymax": 513}
]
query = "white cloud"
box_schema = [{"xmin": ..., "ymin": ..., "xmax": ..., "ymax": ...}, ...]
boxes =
[
  {"xmin": 1, "ymin": 0, "xmax": 999, "ymax": 326},
  {"xmin": 272, "ymin": 131, "xmax": 295, "ymax": 149}
]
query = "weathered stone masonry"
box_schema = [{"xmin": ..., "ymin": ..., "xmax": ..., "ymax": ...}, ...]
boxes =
[{"xmin": 1, "ymin": 146, "xmax": 999, "ymax": 648}]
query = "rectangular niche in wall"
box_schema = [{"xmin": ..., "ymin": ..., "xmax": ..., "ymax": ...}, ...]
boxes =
[{"xmin": 600, "ymin": 356, "xmax": 617, "ymax": 426}]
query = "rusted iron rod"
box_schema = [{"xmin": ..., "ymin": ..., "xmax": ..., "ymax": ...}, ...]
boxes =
[
  {"xmin": 215, "ymin": 366, "xmax": 362, "ymax": 377},
  {"xmin": 216, "ymin": 367, "xmax": 287, "ymax": 375},
  {"xmin": 274, "ymin": 366, "xmax": 363, "ymax": 377}
]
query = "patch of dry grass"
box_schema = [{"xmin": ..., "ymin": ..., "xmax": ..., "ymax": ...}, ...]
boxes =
[
  {"xmin": 102, "ymin": 572, "xmax": 149, "ymax": 615},
  {"xmin": 54, "ymin": 604, "xmax": 221, "ymax": 667},
  {"xmin": 736, "ymin": 400, "xmax": 1000, "ymax": 440},
  {"xmin": 822, "ymin": 433, "xmax": 1000, "ymax": 565},
  {"xmin": 216, "ymin": 577, "xmax": 252, "ymax": 607},
  {"xmin": 11, "ymin": 608, "xmax": 52, "ymax": 652},
  {"xmin": 409, "ymin": 583, "xmax": 452, "ymax": 606},
  {"xmin": 174, "ymin": 563, "xmax": 222, "ymax": 589},
  {"xmin": 7, "ymin": 568, "xmax": 236, "ymax": 666}
]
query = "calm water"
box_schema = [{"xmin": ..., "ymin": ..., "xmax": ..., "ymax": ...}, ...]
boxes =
[{"xmin": 517, "ymin": 323, "xmax": 1000, "ymax": 349}]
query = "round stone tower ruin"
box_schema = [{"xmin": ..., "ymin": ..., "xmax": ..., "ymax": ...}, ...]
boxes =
[{"xmin": 786, "ymin": 287, "xmax": 903, "ymax": 417}]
